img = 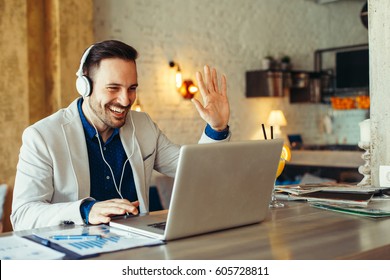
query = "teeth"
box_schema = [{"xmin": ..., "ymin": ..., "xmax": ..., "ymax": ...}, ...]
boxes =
[{"xmin": 109, "ymin": 106, "xmax": 125, "ymax": 113}]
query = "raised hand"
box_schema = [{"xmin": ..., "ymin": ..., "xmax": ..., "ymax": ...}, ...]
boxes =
[{"xmin": 192, "ymin": 65, "xmax": 230, "ymax": 131}]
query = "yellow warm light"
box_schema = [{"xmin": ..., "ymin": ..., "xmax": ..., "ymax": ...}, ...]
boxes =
[
  {"xmin": 133, "ymin": 98, "xmax": 142, "ymax": 112},
  {"xmin": 169, "ymin": 61, "xmax": 198, "ymax": 99},
  {"xmin": 175, "ymin": 71, "xmax": 183, "ymax": 89},
  {"xmin": 267, "ymin": 110, "xmax": 287, "ymax": 126},
  {"xmin": 188, "ymin": 85, "xmax": 198, "ymax": 94},
  {"xmin": 178, "ymin": 80, "xmax": 198, "ymax": 99},
  {"xmin": 267, "ymin": 110, "xmax": 287, "ymax": 138}
]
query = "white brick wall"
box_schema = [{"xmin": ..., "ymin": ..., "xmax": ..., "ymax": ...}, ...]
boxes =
[{"xmin": 93, "ymin": 0, "xmax": 367, "ymax": 145}]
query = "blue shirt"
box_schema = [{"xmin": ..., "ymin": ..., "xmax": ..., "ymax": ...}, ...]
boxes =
[
  {"xmin": 78, "ymin": 99, "xmax": 137, "ymax": 223},
  {"xmin": 78, "ymin": 98, "xmax": 229, "ymax": 223}
]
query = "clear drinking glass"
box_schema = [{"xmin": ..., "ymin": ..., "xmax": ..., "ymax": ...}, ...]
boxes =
[{"xmin": 269, "ymin": 144, "xmax": 290, "ymax": 208}]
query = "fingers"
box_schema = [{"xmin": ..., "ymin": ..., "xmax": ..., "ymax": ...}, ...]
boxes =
[
  {"xmin": 221, "ymin": 74, "xmax": 227, "ymax": 97},
  {"xmin": 206, "ymin": 66, "xmax": 217, "ymax": 94},
  {"xmin": 196, "ymin": 71, "xmax": 206, "ymax": 100},
  {"xmin": 196, "ymin": 65, "xmax": 225, "ymax": 96},
  {"xmin": 212, "ymin": 67, "xmax": 219, "ymax": 93},
  {"xmin": 88, "ymin": 199, "xmax": 140, "ymax": 225},
  {"xmin": 193, "ymin": 64, "xmax": 229, "ymax": 131},
  {"xmin": 203, "ymin": 65, "xmax": 217, "ymax": 93}
]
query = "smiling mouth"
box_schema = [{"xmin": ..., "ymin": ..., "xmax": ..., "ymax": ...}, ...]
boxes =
[{"xmin": 108, "ymin": 105, "xmax": 129, "ymax": 118}]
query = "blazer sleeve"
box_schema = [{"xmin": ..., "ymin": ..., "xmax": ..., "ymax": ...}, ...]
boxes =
[{"xmin": 11, "ymin": 126, "xmax": 85, "ymax": 231}]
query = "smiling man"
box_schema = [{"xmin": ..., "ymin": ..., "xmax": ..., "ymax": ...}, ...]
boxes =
[{"xmin": 11, "ymin": 40, "xmax": 230, "ymax": 230}]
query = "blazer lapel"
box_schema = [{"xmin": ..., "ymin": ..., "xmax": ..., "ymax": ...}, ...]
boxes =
[{"xmin": 62, "ymin": 99, "xmax": 91, "ymax": 199}]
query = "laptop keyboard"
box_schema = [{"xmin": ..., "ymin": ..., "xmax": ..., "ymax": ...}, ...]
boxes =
[{"xmin": 147, "ymin": 222, "xmax": 166, "ymax": 230}]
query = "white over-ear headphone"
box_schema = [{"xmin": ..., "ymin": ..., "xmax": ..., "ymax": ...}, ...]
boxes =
[{"xmin": 76, "ymin": 45, "xmax": 95, "ymax": 97}]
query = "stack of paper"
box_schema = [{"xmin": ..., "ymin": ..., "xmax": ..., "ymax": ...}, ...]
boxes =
[
  {"xmin": 276, "ymin": 183, "xmax": 389, "ymax": 206},
  {"xmin": 276, "ymin": 183, "xmax": 390, "ymax": 218}
]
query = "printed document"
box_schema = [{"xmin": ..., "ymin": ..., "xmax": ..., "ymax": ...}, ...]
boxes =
[
  {"xmin": 34, "ymin": 225, "xmax": 164, "ymax": 257},
  {"xmin": 0, "ymin": 235, "xmax": 65, "ymax": 260}
]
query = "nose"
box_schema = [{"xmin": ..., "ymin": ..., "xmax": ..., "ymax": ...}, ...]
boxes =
[{"xmin": 117, "ymin": 88, "xmax": 135, "ymax": 107}]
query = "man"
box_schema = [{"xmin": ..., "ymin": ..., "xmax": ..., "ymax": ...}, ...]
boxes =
[{"xmin": 11, "ymin": 40, "xmax": 230, "ymax": 230}]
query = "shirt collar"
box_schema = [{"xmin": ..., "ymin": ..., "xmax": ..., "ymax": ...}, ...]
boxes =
[{"xmin": 77, "ymin": 98, "xmax": 120, "ymax": 141}]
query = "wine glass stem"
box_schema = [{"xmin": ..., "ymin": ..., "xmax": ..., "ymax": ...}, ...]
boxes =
[{"xmin": 269, "ymin": 181, "xmax": 284, "ymax": 208}]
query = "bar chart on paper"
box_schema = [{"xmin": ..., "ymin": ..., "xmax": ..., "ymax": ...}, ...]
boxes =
[
  {"xmin": 67, "ymin": 235, "xmax": 121, "ymax": 250},
  {"xmin": 34, "ymin": 225, "xmax": 163, "ymax": 256}
]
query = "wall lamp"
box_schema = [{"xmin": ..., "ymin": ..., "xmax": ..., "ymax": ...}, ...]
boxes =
[{"xmin": 169, "ymin": 61, "xmax": 198, "ymax": 99}]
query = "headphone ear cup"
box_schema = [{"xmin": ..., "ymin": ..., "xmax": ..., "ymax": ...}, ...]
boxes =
[{"xmin": 76, "ymin": 75, "xmax": 92, "ymax": 97}]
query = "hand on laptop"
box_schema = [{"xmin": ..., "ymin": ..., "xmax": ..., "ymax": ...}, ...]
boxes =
[
  {"xmin": 88, "ymin": 199, "xmax": 139, "ymax": 225},
  {"xmin": 192, "ymin": 65, "xmax": 230, "ymax": 132}
]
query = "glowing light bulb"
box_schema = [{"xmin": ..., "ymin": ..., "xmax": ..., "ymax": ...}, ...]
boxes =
[
  {"xmin": 175, "ymin": 71, "xmax": 183, "ymax": 89},
  {"xmin": 188, "ymin": 85, "xmax": 198, "ymax": 94}
]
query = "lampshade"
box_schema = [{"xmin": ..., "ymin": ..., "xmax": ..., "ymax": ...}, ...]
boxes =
[{"xmin": 267, "ymin": 110, "xmax": 287, "ymax": 126}]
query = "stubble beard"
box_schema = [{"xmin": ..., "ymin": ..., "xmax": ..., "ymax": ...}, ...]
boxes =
[{"xmin": 88, "ymin": 98, "xmax": 129, "ymax": 129}]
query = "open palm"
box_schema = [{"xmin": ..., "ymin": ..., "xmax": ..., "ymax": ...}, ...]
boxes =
[{"xmin": 192, "ymin": 65, "xmax": 230, "ymax": 131}]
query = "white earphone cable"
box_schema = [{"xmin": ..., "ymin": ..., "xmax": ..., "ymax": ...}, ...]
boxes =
[{"xmin": 84, "ymin": 97, "xmax": 136, "ymax": 199}]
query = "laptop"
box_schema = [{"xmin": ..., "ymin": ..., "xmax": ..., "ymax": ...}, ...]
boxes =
[{"xmin": 110, "ymin": 139, "xmax": 283, "ymax": 241}]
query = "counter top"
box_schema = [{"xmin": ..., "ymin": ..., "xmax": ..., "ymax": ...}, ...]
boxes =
[{"xmin": 288, "ymin": 150, "xmax": 364, "ymax": 168}]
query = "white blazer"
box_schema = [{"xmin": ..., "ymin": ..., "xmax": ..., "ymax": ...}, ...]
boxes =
[{"xmin": 11, "ymin": 98, "xmax": 229, "ymax": 230}]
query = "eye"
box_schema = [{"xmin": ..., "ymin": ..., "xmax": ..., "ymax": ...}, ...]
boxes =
[
  {"xmin": 128, "ymin": 86, "xmax": 138, "ymax": 92},
  {"xmin": 107, "ymin": 86, "xmax": 120, "ymax": 92}
]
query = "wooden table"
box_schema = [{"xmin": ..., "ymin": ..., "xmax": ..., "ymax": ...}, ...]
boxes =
[{"xmin": 6, "ymin": 201, "xmax": 390, "ymax": 259}]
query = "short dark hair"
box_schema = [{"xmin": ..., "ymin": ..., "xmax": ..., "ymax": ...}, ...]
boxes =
[{"xmin": 83, "ymin": 40, "xmax": 138, "ymax": 76}]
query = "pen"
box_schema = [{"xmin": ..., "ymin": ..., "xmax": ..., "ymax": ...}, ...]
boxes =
[
  {"xmin": 32, "ymin": 234, "xmax": 51, "ymax": 246},
  {"xmin": 50, "ymin": 234, "xmax": 102, "ymax": 241}
]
